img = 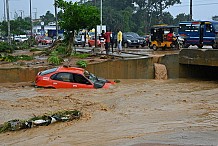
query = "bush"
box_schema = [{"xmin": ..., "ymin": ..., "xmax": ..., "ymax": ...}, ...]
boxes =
[
  {"xmin": 0, "ymin": 54, "xmax": 33, "ymax": 62},
  {"xmin": 76, "ymin": 60, "xmax": 87, "ymax": 68},
  {"xmin": 56, "ymin": 46, "xmax": 67, "ymax": 54},
  {"xmin": 0, "ymin": 42, "xmax": 13, "ymax": 53},
  {"xmin": 47, "ymin": 51, "xmax": 63, "ymax": 65},
  {"xmin": 72, "ymin": 53, "xmax": 90, "ymax": 59}
]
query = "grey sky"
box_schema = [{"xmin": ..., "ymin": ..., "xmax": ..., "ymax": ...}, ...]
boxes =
[{"xmin": 0, "ymin": 0, "xmax": 218, "ymax": 21}]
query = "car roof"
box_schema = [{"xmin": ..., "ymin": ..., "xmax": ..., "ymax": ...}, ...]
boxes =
[{"xmin": 57, "ymin": 66, "xmax": 85, "ymax": 74}]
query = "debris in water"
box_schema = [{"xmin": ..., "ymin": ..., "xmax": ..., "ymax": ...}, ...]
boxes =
[{"xmin": 0, "ymin": 110, "xmax": 81, "ymax": 133}]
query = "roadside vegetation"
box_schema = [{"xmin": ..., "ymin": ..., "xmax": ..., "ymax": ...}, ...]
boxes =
[{"xmin": 0, "ymin": 40, "xmax": 36, "ymax": 63}]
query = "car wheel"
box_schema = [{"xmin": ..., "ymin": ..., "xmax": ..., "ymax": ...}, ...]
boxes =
[
  {"xmin": 88, "ymin": 43, "xmax": 91, "ymax": 47},
  {"xmin": 170, "ymin": 43, "xmax": 175, "ymax": 49},
  {"xmin": 212, "ymin": 43, "xmax": 218, "ymax": 49},
  {"xmin": 136, "ymin": 46, "xmax": 139, "ymax": 48},
  {"xmin": 197, "ymin": 44, "xmax": 203, "ymax": 48},
  {"xmin": 183, "ymin": 44, "xmax": 190, "ymax": 48},
  {"xmin": 153, "ymin": 44, "xmax": 157, "ymax": 51}
]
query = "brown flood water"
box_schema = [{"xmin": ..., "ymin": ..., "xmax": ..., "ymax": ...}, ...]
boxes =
[{"xmin": 0, "ymin": 79, "xmax": 218, "ymax": 146}]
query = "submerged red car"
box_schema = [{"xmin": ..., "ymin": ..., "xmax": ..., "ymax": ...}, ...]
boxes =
[{"xmin": 35, "ymin": 66, "xmax": 115, "ymax": 89}]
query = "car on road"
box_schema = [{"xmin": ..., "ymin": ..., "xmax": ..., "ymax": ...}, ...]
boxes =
[
  {"xmin": 88, "ymin": 36, "xmax": 101, "ymax": 47},
  {"xmin": 74, "ymin": 35, "xmax": 85, "ymax": 46},
  {"xmin": 35, "ymin": 66, "xmax": 115, "ymax": 89},
  {"xmin": 41, "ymin": 36, "xmax": 53, "ymax": 45},
  {"xmin": 122, "ymin": 33, "xmax": 140, "ymax": 48},
  {"xmin": 125, "ymin": 32, "xmax": 146, "ymax": 47},
  {"xmin": 14, "ymin": 35, "xmax": 28, "ymax": 42}
]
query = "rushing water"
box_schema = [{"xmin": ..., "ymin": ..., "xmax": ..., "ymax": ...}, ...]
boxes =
[{"xmin": 0, "ymin": 79, "xmax": 218, "ymax": 146}]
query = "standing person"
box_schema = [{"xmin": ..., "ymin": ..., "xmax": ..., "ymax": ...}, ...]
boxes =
[
  {"xmin": 110, "ymin": 30, "xmax": 115, "ymax": 53},
  {"xmin": 81, "ymin": 32, "xmax": 85, "ymax": 47},
  {"xmin": 100, "ymin": 30, "xmax": 105, "ymax": 54},
  {"xmin": 104, "ymin": 29, "xmax": 111, "ymax": 55},
  {"xmin": 117, "ymin": 30, "xmax": 122, "ymax": 54}
]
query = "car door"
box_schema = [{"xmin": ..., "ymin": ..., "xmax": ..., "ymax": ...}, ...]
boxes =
[
  {"xmin": 50, "ymin": 72, "xmax": 75, "ymax": 88},
  {"xmin": 73, "ymin": 73, "xmax": 94, "ymax": 88}
]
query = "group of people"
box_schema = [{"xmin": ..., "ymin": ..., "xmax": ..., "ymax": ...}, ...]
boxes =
[{"xmin": 100, "ymin": 29, "xmax": 123, "ymax": 55}]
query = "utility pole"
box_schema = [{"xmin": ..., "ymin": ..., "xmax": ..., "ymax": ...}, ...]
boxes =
[
  {"xmin": 190, "ymin": 0, "xmax": 192, "ymax": 21},
  {"xmin": 100, "ymin": 0, "xmax": 102, "ymax": 33},
  {"xmin": 6, "ymin": 0, "xmax": 11, "ymax": 45},
  {"xmin": 33, "ymin": 8, "xmax": 37, "ymax": 20},
  {"xmin": 54, "ymin": 0, "xmax": 58, "ymax": 38},
  {"xmin": 29, "ymin": 0, "xmax": 33, "ymax": 46},
  {"xmin": 3, "ymin": 0, "xmax": 6, "ymax": 21}
]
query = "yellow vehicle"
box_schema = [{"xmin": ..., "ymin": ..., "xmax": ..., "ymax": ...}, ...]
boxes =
[{"xmin": 149, "ymin": 25, "xmax": 180, "ymax": 51}]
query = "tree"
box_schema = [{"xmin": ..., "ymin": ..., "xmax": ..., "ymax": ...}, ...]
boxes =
[
  {"xmin": 40, "ymin": 11, "xmax": 55, "ymax": 25},
  {"xmin": 173, "ymin": 13, "xmax": 190, "ymax": 25},
  {"xmin": 90, "ymin": 0, "xmax": 182, "ymax": 34},
  {"xmin": 55, "ymin": 0, "xmax": 100, "ymax": 55},
  {"xmin": 0, "ymin": 17, "xmax": 31, "ymax": 36}
]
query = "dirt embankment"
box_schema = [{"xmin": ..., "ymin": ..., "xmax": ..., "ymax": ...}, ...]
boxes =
[{"xmin": 0, "ymin": 79, "xmax": 218, "ymax": 146}]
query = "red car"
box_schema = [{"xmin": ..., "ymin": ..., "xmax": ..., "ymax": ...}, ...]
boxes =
[
  {"xmin": 88, "ymin": 36, "xmax": 102, "ymax": 47},
  {"xmin": 41, "ymin": 36, "xmax": 53, "ymax": 45},
  {"xmin": 35, "ymin": 66, "xmax": 115, "ymax": 89}
]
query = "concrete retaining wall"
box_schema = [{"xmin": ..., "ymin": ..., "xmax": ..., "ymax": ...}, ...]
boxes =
[
  {"xmin": 179, "ymin": 49, "xmax": 218, "ymax": 66},
  {"xmin": 0, "ymin": 66, "xmax": 48, "ymax": 83},
  {"xmin": 86, "ymin": 54, "xmax": 179, "ymax": 79},
  {"xmin": 0, "ymin": 54, "xmax": 180, "ymax": 83}
]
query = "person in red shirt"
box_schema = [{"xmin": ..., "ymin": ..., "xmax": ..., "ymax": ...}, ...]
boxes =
[
  {"xmin": 166, "ymin": 29, "xmax": 174, "ymax": 42},
  {"xmin": 104, "ymin": 30, "xmax": 111, "ymax": 55}
]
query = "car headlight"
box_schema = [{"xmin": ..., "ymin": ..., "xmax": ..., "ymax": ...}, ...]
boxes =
[{"xmin": 127, "ymin": 39, "xmax": 131, "ymax": 43}]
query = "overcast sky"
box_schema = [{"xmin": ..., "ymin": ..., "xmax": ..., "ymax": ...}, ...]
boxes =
[{"xmin": 0, "ymin": 0, "xmax": 218, "ymax": 21}]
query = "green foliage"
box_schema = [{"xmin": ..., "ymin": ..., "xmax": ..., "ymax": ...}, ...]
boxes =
[
  {"xmin": 14, "ymin": 43, "xmax": 30, "ymax": 50},
  {"xmin": 86, "ymin": 0, "xmax": 187, "ymax": 34},
  {"xmin": 56, "ymin": 0, "xmax": 100, "ymax": 54},
  {"xmin": 56, "ymin": 1, "xmax": 100, "ymax": 31},
  {"xmin": 30, "ymin": 48, "xmax": 42, "ymax": 52},
  {"xmin": 0, "ymin": 42, "xmax": 13, "ymax": 53},
  {"xmin": 47, "ymin": 51, "xmax": 63, "ymax": 65},
  {"xmin": 72, "ymin": 53, "xmax": 90, "ymax": 59},
  {"xmin": 114, "ymin": 79, "xmax": 121, "ymax": 83},
  {"xmin": 0, "ymin": 17, "xmax": 31, "ymax": 36},
  {"xmin": 76, "ymin": 60, "xmax": 87, "ymax": 68},
  {"xmin": 0, "ymin": 122, "xmax": 11, "ymax": 133},
  {"xmin": 56, "ymin": 45, "xmax": 67, "ymax": 54},
  {"xmin": 0, "ymin": 54, "xmax": 33, "ymax": 62},
  {"xmin": 40, "ymin": 11, "xmax": 55, "ymax": 25}
]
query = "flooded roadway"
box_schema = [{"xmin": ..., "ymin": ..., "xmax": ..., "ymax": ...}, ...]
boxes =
[{"xmin": 0, "ymin": 79, "xmax": 218, "ymax": 146}]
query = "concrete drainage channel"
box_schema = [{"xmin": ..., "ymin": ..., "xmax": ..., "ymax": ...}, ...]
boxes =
[
  {"xmin": 0, "ymin": 54, "xmax": 179, "ymax": 83},
  {"xmin": 1, "ymin": 48, "xmax": 218, "ymax": 83}
]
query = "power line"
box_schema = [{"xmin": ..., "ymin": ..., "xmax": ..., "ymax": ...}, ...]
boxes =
[
  {"xmin": 173, "ymin": 2, "xmax": 218, "ymax": 7},
  {"xmin": 181, "ymin": 0, "xmax": 217, "ymax": 4}
]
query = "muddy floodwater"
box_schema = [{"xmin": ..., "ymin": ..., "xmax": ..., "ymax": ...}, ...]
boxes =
[{"xmin": 0, "ymin": 79, "xmax": 218, "ymax": 146}]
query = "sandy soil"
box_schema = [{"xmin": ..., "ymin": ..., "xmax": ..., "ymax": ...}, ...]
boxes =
[{"xmin": 0, "ymin": 79, "xmax": 218, "ymax": 146}]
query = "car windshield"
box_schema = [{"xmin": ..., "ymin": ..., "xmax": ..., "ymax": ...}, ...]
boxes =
[
  {"xmin": 127, "ymin": 32, "xmax": 140, "ymax": 37},
  {"xmin": 40, "ymin": 67, "xmax": 58, "ymax": 76},
  {"xmin": 126, "ymin": 35, "xmax": 134, "ymax": 39},
  {"xmin": 84, "ymin": 70, "xmax": 98, "ymax": 83},
  {"xmin": 44, "ymin": 37, "xmax": 52, "ymax": 40}
]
